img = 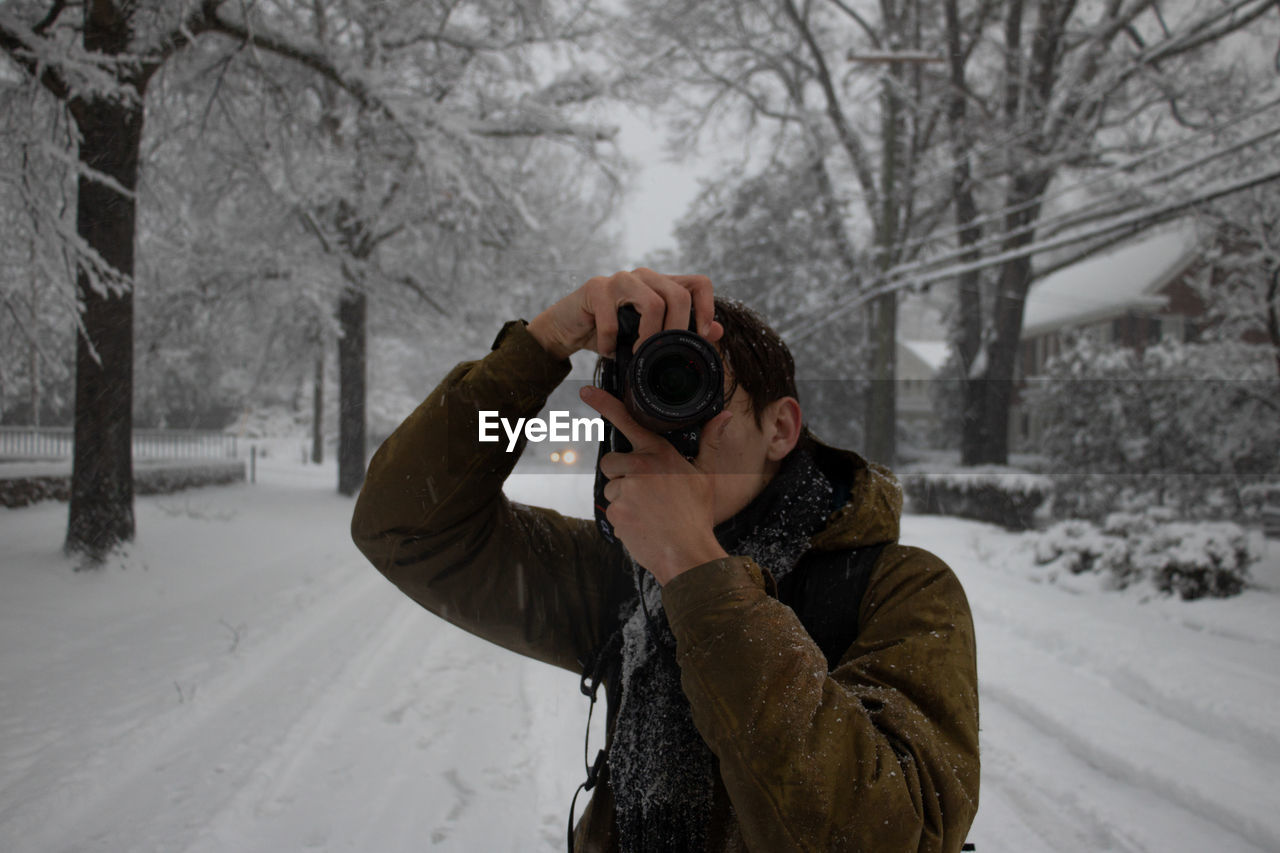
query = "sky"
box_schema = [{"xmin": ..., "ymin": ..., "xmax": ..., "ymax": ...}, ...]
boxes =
[{"xmin": 610, "ymin": 106, "xmax": 707, "ymax": 264}]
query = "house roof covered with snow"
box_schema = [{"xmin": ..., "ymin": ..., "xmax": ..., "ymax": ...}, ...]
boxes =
[
  {"xmin": 898, "ymin": 340, "xmax": 951, "ymax": 375},
  {"xmin": 1022, "ymin": 223, "xmax": 1203, "ymax": 338}
]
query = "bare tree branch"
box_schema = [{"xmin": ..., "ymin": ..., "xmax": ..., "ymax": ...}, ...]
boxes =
[
  {"xmin": 33, "ymin": 0, "xmax": 69, "ymax": 36},
  {"xmin": 780, "ymin": 0, "xmax": 880, "ymax": 217}
]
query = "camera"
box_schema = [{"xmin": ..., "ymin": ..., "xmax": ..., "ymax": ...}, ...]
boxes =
[{"xmin": 593, "ymin": 304, "xmax": 724, "ymax": 542}]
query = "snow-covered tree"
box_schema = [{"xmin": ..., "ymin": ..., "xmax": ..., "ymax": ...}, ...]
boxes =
[
  {"xmin": 1025, "ymin": 335, "xmax": 1280, "ymax": 522},
  {"xmin": 0, "ymin": 83, "xmax": 76, "ymax": 426},
  {"xmin": 932, "ymin": 0, "xmax": 1278, "ymax": 466},
  {"xmin": 673, "ymin": 156, "xmax": 869, "ymax": 449},
  {"xmin": 617, "ymin": 0, "xmax": 957, "ymax": 465},
  {"xmin": 0, "ymin": 0, "xmax": 617, "ymax": 557}
]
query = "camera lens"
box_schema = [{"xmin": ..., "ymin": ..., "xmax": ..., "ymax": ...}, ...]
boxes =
[
  {"xmin": 648, "ymin": 352, "xmax": 702, "ymax": 406},
  {"xmin": 624, "ymin": 330, "xmax": 723, "ymax": 431}
]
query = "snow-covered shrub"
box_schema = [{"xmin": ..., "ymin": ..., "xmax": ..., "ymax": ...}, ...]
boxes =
[
  {"xmin": 0, "ymin": 462, "xmax": 245, "ymax": 508},
  {"xmin": 1129, "ymin": 521, "xmax": 1259, "ymax": 599},
  {"xmin": 1033, "ymin": 519, "xmax": 1130, "ymax": 579},
  {"xmin": 1024, "ymin": 337, "xmax": 1280, "ymax": 523},
  {"xmin": 903, "ymin": 466, "xmax": 1052, "ymax": 530},
  {"xmin": 1030, "ymin": 512, "xmax": 1261, "ymax": 599}
]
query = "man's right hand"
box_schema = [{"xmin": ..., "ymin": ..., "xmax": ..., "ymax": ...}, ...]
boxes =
[{"xmin": 526, "ymin": 269, "xmax": 723, "ymax": 360}]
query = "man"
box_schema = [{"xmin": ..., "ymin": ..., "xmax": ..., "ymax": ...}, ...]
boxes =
[{"xmin": 351, "ymin": 270, "xmax": 979, "ymax": 852}]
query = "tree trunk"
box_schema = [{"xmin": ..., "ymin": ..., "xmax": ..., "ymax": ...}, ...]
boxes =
[
  {"xmin": 64, "ymin": 6, "xmax": 143, "ymax": 561},
  {"xmin": 943, "ymin": 0, "xmax": 986, "ymax": 466},
  {"xmin": 28, "ymin": 309, "xmax": 40, "ymax": 427},
  {"xmin": 312, "ymin": 344, "xmax": 324, "ymax": 465},
  {"xmin": 864, "ymin": 292, "xmax": 897, "ymax": 465},
  {"xmin": 336, "ymin": 288, "xmax": 366, "ymax": 496},
  {"xmin": 960, "ymin": 174, "xmax": 1047, "ymax": 465},
  {"xmin": 864, "ymin": 71, "xmax": 904, "ymax": 467},
  {"xmin": 1267, "ymin": 266, "xmax": 1279, "ymax": 379}
]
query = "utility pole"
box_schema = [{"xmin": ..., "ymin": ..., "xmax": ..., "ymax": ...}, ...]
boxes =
[{"xmin": 853, "ymin": 24, "xmax": 944, "ymax": 467}]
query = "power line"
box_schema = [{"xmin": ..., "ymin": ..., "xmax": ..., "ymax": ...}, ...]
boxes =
[
  {"xmin": 872, "ymin": 120, "xmax": 1280, "ymax": 286},
  {"xmin": 779, "ymin": 164, "xmax": 1280, "ymax": 341},
  {"xmin": 853, "ymin": 92, "xmax": 1280, "ymax": 267}
]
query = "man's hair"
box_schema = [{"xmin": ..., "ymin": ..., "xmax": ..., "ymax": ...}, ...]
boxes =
[{"xmin": 712, "ymin": 297, "xmax": 799, "ymax": 427}]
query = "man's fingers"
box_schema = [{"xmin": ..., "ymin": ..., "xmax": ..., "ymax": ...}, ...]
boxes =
[
  {"xmin": 606, "ymin": 271, "xmax": 666, "ymax": 350},
  {"xmin": 580, "ymin": 386, "xmax": 660, "ymax": 452},
  {"xmin": 602, "ymin": 477, "xmax": 622, "ymax": 504},
  {"xmin": 581, "ymin": 270, "xmax": 719, "ymax": 357},
  {"xmin": 631, "ymin": 268, "xmax": 694, "ymax": 334},
  {"xmin": 667, "ymin": 274, "xmax": 720, "ymax": 341},
  {"xmin": 582, "ymin": 276, "xmax": 619, "ymax": 357},
  {"xmin": 598, "ymin": 450, "xmax": 643, "ymax": 479}
]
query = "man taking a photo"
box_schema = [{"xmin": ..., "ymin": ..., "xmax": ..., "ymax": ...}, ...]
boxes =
[{"xmin": 352, "ymin": 269, "xmax": 979, "ymax": 852}]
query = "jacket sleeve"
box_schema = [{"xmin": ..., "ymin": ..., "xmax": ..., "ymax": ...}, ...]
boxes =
[
  {"xmin": 661, "ymin": 545, "xmax": 980, "ymax": 853},
  {"xmin": 351, "ymin": 320, "xmax": 630, "ymax": 673}
]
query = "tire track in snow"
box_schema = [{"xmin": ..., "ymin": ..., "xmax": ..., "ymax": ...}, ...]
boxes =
[
  {"xmin": 177, "ymin": 596, "xmax": 577, "ymax": 853},
  {"xmin": 12, "ymin": 559, "xmax": 392, "ymax": 853},
  {"xmin": 0, "ymin": 538, "xmax": 363, "ymax": 816},
  {"xmin": 977, "ymin": 624, "xmax": 1280, "ymax": 853},
  {"xmin": 976, "ymin": 694, "xmax": 1265, "ymax": 853},
  {"xmin": 178, "ymin": 595, "xmax": 426, "ymax": 852},
  {"xmin": 969, "ymin": 596, "xmax": 1280, "ymax": 770},
  {"xmin": 906, "ymin": 516, "xmax": 1280, "ymax": 850}
]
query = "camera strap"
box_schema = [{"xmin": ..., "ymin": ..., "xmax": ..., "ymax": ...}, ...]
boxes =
[{"xmin": 568, "ymin": 623, "xmax": 623, "ymax": 853}]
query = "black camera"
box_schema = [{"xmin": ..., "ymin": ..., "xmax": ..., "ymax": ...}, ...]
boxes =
[{"xmin": 593, "ymin": 304, "xmax": 724, "ymax": 542}]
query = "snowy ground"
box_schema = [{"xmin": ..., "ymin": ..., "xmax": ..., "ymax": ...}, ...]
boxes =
[{"xmin": 2, "ymin": 457, "xmax": 1278, "ymax": 853}]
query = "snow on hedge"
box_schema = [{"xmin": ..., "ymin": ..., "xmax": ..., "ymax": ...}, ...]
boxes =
[
  {"xmin": 902, "ymin": 465, "xmax": 1053, "ymax": 530},
  {"xmin": 1030, "ymin": 511, "xmax": 1263, "ymax": 599},
  {"xmin": 907, "ymin": 466, "xmax": 1053, "ymax": 496}
]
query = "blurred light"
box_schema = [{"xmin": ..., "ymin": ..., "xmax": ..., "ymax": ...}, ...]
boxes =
[
  {"xmin": 550, "ymin": 452, "xmax": 561, "ymax": 463},
  {"xmin": 563, "ymin": 449, "xmax": 578, "ymax": 465}
]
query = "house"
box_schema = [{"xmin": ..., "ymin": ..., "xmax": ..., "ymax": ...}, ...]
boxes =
[
  {"xmin": 1012, "ymin": 221, "xmax": 1207, "ymax": 448},
  {"xmin": 897, "ymin": 338, "xmax": 950, "ymax": 441}
]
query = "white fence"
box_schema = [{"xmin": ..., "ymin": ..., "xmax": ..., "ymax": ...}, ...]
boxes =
[{"xmin": 0, "ymin": 426, "xmax": 238, "ymax": 461}]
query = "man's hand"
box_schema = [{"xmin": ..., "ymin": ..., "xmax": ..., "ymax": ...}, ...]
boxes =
[
  {"xmin": 580, "ymin": 385, "xmax": 732, "ymax": 585},
  {"xmin": 528, "ymin": 269, "xmax": 723, "ymax": 360}
]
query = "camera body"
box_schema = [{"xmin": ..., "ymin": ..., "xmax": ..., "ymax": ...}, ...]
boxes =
[{"xmin": 593, "ymin": 305, "xmax": 724, "ymax": 542}]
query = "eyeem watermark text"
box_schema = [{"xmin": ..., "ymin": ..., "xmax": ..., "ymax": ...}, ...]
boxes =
[{"xmin": 478, "ymin": 410, "xmax": 605, "ymax": 452}]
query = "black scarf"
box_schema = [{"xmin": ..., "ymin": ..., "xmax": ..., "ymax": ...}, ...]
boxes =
[{"xmin": 608, "ymin": 447, "xmax": 835, "ymax": 853}]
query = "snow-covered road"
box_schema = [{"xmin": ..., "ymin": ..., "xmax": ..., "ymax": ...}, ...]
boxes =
[{"xmin": 1, "ymin": 460, "xmax": 1277, "ymax": 852}]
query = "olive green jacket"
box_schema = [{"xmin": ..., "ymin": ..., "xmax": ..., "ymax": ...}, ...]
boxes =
[{"xmin": 351, "ymin": 320, "xmax": 979, "ymax": 852}]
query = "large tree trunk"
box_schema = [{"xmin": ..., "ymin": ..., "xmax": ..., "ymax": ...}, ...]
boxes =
[
  {"xmin": 960, "ymin": 174, "xmax": 1047, "ymax": 465},
  {"xmin": 312, "ymin": 343, "xmax": 324, "ymax": 465},
  {"xmin": 65, "ymin": 5, "xmax": 143, "ymax": 561},
  {"xmin": 864, "ymin": 71, "xmax": 904, "ymax": 467},
  {"xmin": 336, "ymin": 288, "xmax": 366, "ymax": 496},
  {"xmin": 864, "ymin": 292, "xmax": 897, "ymax": 465},
  {"xmin": 943, "ymin": 0, "xmax": 986, "ymax": 466},
  {"xmin": 961, "ymin": 255, "xmax": 1031, "ymax": 465}
]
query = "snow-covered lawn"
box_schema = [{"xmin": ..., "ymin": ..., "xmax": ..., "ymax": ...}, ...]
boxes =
[{"xmin": 2, "ymin": 459, "xmax": 1277, "ymax": 852}]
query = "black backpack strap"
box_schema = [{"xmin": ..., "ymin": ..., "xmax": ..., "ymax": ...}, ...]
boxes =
[
  {"xmin": 568, "ymin": 562, "xmax": 634, "ymax": 853},
  {"xmin": 778, "ymin": 543, "xmax": 888, "ymax": 670}
]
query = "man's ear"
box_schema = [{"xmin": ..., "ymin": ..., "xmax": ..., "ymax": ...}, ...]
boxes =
[{"xmin": 763, "ymin": 396, "xmax": 803, "ymax": 462}]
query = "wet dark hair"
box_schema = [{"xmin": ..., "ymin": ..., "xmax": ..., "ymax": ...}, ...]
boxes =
[{"xmin": 711, "ymin": 297, "xmax": 799, "ymax": 427}]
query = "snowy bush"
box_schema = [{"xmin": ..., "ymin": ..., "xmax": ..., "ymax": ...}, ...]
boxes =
[
  {"xmin": 1023, "ymin": 337, "xmax": 1280, "ymax": 523},
  {"xmin": 1031, "ymin": 512, "xmax": 1261, "ymax": 599},
  {"xmin": 902, "ymin": 466, "xmax": 1052, "ymax": 530},
  {"xmin": 0, "ymin": 463, "xmax": 245, "ymax": 509}
]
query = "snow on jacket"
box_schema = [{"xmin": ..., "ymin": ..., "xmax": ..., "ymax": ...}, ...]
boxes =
[{"xmin": 351, "ymin": 319, "xmax": 980, "ymax": 852}]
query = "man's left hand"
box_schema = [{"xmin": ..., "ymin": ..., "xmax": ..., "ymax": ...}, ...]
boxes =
[{"xmin": 580, "ymin": 385, "xmax": 731, "ymax": 585}]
